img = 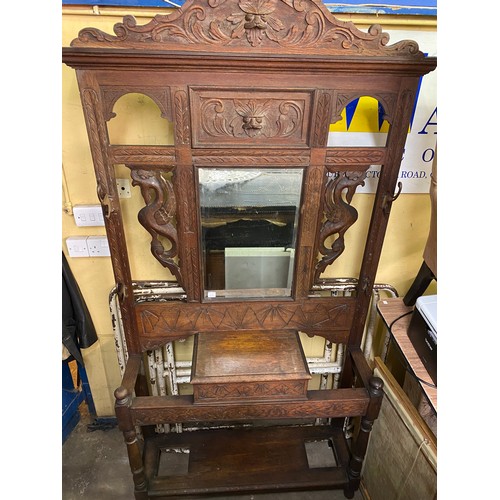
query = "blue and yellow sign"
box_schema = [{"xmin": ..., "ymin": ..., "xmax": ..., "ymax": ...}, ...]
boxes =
[{"xmin": 328, "ymin": 30, "xmax": 437, "ymax": 194}]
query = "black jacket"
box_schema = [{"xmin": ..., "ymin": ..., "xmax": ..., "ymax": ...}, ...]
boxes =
[{"xmin": 62, "ymin": 252, "xmax": 98, "ymax": 365}]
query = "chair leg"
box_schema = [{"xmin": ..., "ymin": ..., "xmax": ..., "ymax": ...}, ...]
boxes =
[
  {"xmin": 403, "ymin": 261, "xmax": 435, "ymax": 306},
  {"xmin": 115, "ymin": 387, "xmax": 148, "ymax": 499},
  {"xmin": 123, "ymin": 428, "xmax": 148, "ymax": 500},
  {"xmin": 345, "ymin": 377, "xmax": 384, "ymax": 497}
]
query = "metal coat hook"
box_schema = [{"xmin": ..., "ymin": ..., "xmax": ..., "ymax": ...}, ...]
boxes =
[
  {"xmin": 116, "ymin": 282, "xmax": 127, "ymax": 302},
  {"xmin": 382, "ymin": 181, "xmax": 403, "ymax": 215},
  {"xmin": 97, "ymin": 182, "xmax": 116, "ymax": 219}
]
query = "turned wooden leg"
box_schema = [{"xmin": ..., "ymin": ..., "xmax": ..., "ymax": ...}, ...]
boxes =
[
  {"xmin": 345, "ymin": 376, "xmax": 384, "ymax": 498},
  {"xmin": 115, "ymin": 386, "xmax": 148, "ymax": 500}
]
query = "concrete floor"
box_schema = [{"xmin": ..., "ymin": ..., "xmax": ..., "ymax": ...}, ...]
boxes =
[{"xmin": 62, "ymin": 403, "xmax": 364, "ymax": 500}]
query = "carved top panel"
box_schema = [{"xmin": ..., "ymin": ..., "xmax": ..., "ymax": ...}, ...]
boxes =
[
  {"xmin": 70, "ymin": 0, "xmax": 424, "ymax": 58},
  {"xmin": 190, "ymin": 88, "xmax": 311, "ymax": 147}
]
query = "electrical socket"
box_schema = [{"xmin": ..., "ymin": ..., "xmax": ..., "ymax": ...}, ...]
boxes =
[
  {"xmin": 116, "ymin": 178, "xmax": 131, "ymax": 198},
  {"xmin": 66, "ymin": 236, "xmax": 110, "ymax": 258},
  {"xmin": 86, "ymin": 236, "xmax": 111, "ymax": 257},
  {"xmin": 66, "ymin": 236, "xmax": 90, "ymax": 258},
  {"xmin": 73, "ymin": 205, "xmax": 105, "ymax": 227}
]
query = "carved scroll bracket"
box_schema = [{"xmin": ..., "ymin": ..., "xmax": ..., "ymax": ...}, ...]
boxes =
[
  {"xmin": 314, "ymin": 170, "xmax": 367, "ymax": 281},
  {"xmin": 128, "ymin": 167, "xmax": 183, "ymax": 285}
]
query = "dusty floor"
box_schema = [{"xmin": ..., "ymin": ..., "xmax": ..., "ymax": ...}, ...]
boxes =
[{"xmin": 62, "ymin": 403, "xmax": 364, "ymax": 500}]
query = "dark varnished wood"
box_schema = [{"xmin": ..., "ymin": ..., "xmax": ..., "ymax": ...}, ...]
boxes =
[
  {"xmin": 63, "ymin": 1, "xmax": 436, "ymax": 497},
  {"xmin": 315, "ymin": 168, "xmax": 369, "ymax": 281},
  {"xmin": 130, "ymin": 167, "xmax": 182, "ymax": 283},
  {"xmin": 135, "ymin": 296, "xmax": 355, "ymax": 347},
  {"xmin": 130, "ymin": 389, "xmax": 369, "ymax": 425},
  {"xmin": 143, "ymin": 425, "xmax": 351, "ymax": 497},
  {"xmin": 191, "ymin": 330, "xmax": 311, "ymax": 403}
]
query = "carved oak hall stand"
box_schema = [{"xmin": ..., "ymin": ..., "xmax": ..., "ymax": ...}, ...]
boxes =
[{"xmin": 63, "ymin": 1, "xmax": 437, "ymax": 498}]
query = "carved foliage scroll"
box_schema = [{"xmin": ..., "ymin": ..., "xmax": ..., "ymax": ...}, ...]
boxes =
[
  {"xmin": 190, "ymin": 89, "xmax": 310, "ymax": 147},
  {"xmin": 72, "ymin": 0, "xmax": 422, "ymax": 57},
  {"xmin": 174, "ymin": 90, "xmax": 191, "ymax": 145},
  {"xmin": 315, "ymin": 170, "xmax": 367, "ymax": 281},
  {"xmin": 202, "ymin": 98, "xmax": 302, "ymax": 138},
  {"xmin": 312, "ymin": 91, "xmax": 333, "ymax": 147},
  {"xmin": 129, "ymin": 167, "xmax": 183, "ymax": 285}
]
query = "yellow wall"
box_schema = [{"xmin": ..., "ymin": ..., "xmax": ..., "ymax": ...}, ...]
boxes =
[{"xmin": 62, "ymin": 6, "xmax": 437, "ymax": 416}]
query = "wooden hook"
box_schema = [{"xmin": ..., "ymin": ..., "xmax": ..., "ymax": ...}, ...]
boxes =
[{"xmin": 382, "ymin": 181, "xmax": 403, "ymax": 215}]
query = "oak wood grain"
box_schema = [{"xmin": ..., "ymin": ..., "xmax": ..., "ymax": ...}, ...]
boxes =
[{"xmin": 377, "ymin": 297, "xmax": 437, "ymax": 411}]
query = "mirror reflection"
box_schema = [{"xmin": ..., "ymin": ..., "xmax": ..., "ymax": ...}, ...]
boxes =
[{"xmin": 198, "ymin": 168, "xmax": 303, "ymax": 299}]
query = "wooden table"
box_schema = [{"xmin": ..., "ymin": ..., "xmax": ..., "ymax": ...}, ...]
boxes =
[{"xmin": 377, "ymin": 297, "xmax": 437, "ymax": 412}]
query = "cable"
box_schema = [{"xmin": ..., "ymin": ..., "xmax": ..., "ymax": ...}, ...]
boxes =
[
  {"xmin": 406, "ymin": 368, "xmax": 436, "ymax": 389},
  {"xmin": 388, "ymin": 310, "xmax": 413, "ymax": 332},
  {"xmin": 395, "ymin": 438, "xmax": 429, "ymax": 500}
]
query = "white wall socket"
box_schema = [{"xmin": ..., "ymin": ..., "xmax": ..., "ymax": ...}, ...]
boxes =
[
  {"xmin": 66, "ymin": 236, "xmax": 90, "ymax": 258},
  {"xmin": 66, "ymin": 236, "xmax": 110, "ymax": 258},
  {"xmin": 73, "ymin": 205, "xmax": 105, "ymax": 227},
  {"xmin": 86, "ymin": 235, "xmax": 111, "ymax": 257}
]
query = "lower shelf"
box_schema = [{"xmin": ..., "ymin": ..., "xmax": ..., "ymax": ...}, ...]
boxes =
[{"xmin": 143, "ymin": 423, "xmax": 351, "ymax": 497}]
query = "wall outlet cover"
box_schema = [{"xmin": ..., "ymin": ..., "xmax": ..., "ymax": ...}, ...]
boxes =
[
  {"xmin": 73, "ymin": 205, "xmax": 105, "ymax": 227},
  {"xmin": 116, "ymin": 178, "xmax": 131, "ymax": 198},
  {"xmin": 87, "ymin": 235, "xmax": 111, "ymax": 257},
  {"xmin": 66, "ymin": 236, "xmax": 90, "ymax": 258}
]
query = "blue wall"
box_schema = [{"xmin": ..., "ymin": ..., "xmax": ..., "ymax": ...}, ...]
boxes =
[{"xmin": 62, "ymin": 1, "xmax": 437, "ymax": 16}]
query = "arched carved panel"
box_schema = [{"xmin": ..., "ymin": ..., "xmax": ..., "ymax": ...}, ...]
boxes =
[
  {"xmin": 331, "ymin": 91, "xmax": 396, "ymax": 127},
  {"xmin": 101, "ymin": 87, "xmax": 172, "ymax": 122},
  {"xmin": 106, "ymin": 92, "xmax": 174, "ymax": 146}
]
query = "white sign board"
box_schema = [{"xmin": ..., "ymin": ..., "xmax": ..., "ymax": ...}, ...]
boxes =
[{"xmin": 327, "ymin": 29, "xmax": 437, "ymax": 193}]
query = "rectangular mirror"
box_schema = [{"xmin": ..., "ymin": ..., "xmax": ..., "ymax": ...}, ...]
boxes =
[{"xmin": 198, "ymin": 168, "xmax": 303, "ymax": 299}]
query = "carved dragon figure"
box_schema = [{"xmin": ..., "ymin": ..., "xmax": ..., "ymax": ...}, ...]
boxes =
[
  {"xmin": 315, "ymin": 170, "xmax": 366, "ymax": 281},
  {"xmin": 130, "ymin": 168, "xmax": 183, "ymax": 285}
]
